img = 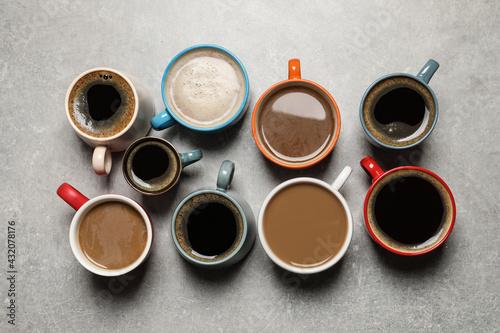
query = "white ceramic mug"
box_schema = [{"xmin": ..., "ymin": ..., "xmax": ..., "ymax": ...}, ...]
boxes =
[
  {"xmin": 57, "ymin": 183, "xmax": 154, "ymax": 276},
  {"xmin": 258, "ymin": 166, "xmax": 353, "ymax": 274},
  {"xmin": 65, "ymin": 68, "xmax": 155, "ymax": 176}
]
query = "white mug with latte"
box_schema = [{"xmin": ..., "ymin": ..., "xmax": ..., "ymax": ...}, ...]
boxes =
[
  {"xmin": 65, "ymin": 68, "xmax": 155, "ymax": 175},
  {"xmin": 151, "ymin": 45, "xmax": 250, "ymax": 132}
]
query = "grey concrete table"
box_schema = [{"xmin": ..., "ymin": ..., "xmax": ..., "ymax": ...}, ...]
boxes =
[{"xmin": 1, "ymin": 1, "xmax": 499, "ymax": 332}]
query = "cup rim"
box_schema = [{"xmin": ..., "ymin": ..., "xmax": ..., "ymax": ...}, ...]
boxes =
[
  {"xmin": 363, "ymin": 166, "xmax": 456, "ymax": 256},
  {"xmin": 252, "ymin": 78, "xmax": 341, "ymax": 168},
  {"xmin": 258, "ymin": 177, "xmax": 353, "ymax": 274},
  {"xmin": 69, "ymin": 194, "xmax": 154, "ymax": 276},
  {"xmin": 64, "ymin": 68, "xmax": 139, "ymax": 143},
  {"xmin": 161, "ymin": 44, "xmax": 250, "ymax": 132},
  {"xmin": 121, "ymin": 136, "xmax": 182, "ymax": 195},
  {"xmin": 171, "ymin": 189, "xmax": 249, "ymax": 267},
  {"xmin": 359, "ymin": 72, "xmax": 439, "ymax": 149}
]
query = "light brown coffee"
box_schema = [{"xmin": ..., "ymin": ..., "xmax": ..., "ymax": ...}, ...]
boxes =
[
  {"xmin": 263, "ymin": 182, "xmax": 348, "ymax": 268},
  {"xmin": 78, "ymin": 201, "xmax": 147, "ymax": 270},
  {"xmin": 257, "ymin": 85, "xmax": 335, "ymax": 164},
  {"xmin": 68, "ymin": 70, "xmax": 136, "ymax": 138}
]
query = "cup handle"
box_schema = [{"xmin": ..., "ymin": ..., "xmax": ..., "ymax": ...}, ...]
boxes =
[
  {"xmin": 216, "ymin": 160, "xmax": 235, "ymax": 192},
  {"xmin": 331, "ymin": 166, "xmax": 352, "ymax": 191},
  {"xmin": 360, "ymin": 156, "xmax": 385, "ymax": 183},
  {"xmin": 92, "ymin": 146, "xmax": 112, "ymax": 176},
  {"xmin": 416, "ymin": 59, "xmax": 439, "ymax": 84},
  {"xmin": 151, "ymin": 109, "xmax": 178, "ymax": 131},
  {"xmin": 288, "ymin": 59, "xmax": 301, "ymax": 80},
  {"xmin": 179, "ymin": 149, "xmax": 203, "ymax": 168},
  {"xmin": 57, "ymin": 183, "xmax": 89, "ymax": 211}
]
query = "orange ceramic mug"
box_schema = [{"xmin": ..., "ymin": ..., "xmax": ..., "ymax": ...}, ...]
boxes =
[{"xmin": 252, "ymin": 59, "xmax": 341, "ymax": 168}]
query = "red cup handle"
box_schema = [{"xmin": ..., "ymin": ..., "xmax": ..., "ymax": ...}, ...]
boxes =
[
  {"xmin": 360, "ymin": 156, "xmax": 385, "ymax": 182},
  {"xmin": 288, "ymin": 59, "xmax": 301, "ymax": 80},
  {"xmin": 57, "ymin": 183, "xmax": 89, "ymax": 211}
]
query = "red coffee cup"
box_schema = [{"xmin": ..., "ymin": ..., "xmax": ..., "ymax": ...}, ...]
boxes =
[{"xmin": 360, "ymin": 156, "xmax": 456, "ymax": 256}]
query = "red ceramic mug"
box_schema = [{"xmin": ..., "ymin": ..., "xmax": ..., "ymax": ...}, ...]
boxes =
[
  {"xmin": 360, "ymin": 156, "xmax": 456, "ymax": 256},
  {"xmin": 57, "ymin": 183, "xmax": 154, "ymax": 276}
]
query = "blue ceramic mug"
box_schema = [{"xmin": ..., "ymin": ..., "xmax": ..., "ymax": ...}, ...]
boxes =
[
  {"xmin": 171, "ymin": 160, "xmax": 256, "ymax": 269},
  {"xmin": 360, "ymin": 59, "xmax": 439, "ymax": 149},
  {"xmin": 151, "ymin": 45, "xmax": 250, "ymax": 132}
]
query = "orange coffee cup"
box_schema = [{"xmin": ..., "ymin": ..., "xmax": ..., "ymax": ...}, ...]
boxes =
[{"xmin": 252, "ymin": 59, "xmax": 341, "ymax": 168}]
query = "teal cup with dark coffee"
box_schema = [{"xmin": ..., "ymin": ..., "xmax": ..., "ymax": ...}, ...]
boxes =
[
  {"xmin": 122, "ymin": 136, "xmax": 202, "ymax": 195},
  {"xmin": 171, "ymin": 160, "xmax": 256, "ymax": 270},
  {"xmin": 360, "ymin": 59, "xmax": 439, "ymax": 149}
]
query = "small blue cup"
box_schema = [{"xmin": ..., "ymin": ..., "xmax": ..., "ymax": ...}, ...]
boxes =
[
  {"xmin": 151, "ymin": 45, "xmax": 250, "ymax": 132},
  {"xmin": 360, "ymin": 59, "xmax": 440, "ymax": 149}
]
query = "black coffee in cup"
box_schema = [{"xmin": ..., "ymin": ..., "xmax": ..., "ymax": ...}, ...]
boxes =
[
  {"xmin": 68, "ymin": 70, "xmax": 136, "ymax": 138},
  {"xmin": 366, "ymin": 169, "xmax": 454, "ymax": 252},
  {"xmin": 362, "ymin": 76, "xmax": 436, "ymax": 147},
  {"xmin": 123, "ymin": 138, "xmax": 180, "ymax": 194},
  {"xmin": 174, "ymin": 193, "xmax": 244, "ymax": 261}
]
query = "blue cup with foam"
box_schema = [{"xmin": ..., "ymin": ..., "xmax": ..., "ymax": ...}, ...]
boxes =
[{"xmin": 151, "ymin": 45, "xmax": 250, "ymax": 132}]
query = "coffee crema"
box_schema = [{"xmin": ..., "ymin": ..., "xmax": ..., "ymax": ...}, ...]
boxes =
[
  {"xmin": 164, "ymin": 48, "xmax": 247, "ymax": 128},
  {"xmin": 257, "ymin": 85, "xmax": 335, "ymax": 164},
  {"xmin": 124, "ymin": 139, "xmax": 180, "ymax": 194},
  {"xmin": 68, "ymin": 70, "xmax": 136, "ymax": 138},
  {"xmin": 366, "ymin": 169, "xmax": 454, "ymax": 252},
  {"xmin": 174, "ymin": 193, "xmax": 243, "ymax": 261},
  {"xmin": 78, "ymin": 201, "xmax": 148, "ymax": 270},
  {"xmin": 263, "ymin": 182, "xmax": 348, "ymax": 268},
  {"xmin": 362, "ymin": 76, "xmax": 436, "ymax": 146}
]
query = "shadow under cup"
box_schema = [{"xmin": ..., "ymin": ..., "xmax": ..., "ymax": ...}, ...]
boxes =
[{"xmin": 364, "ymin": 168, "xmax": 455, "ymax": 255}]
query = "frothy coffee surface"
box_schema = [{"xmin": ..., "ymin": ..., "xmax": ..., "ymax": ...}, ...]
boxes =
[
  {"xmin": 366, "ymin": 169, "xmax": 454, "ymax": 253},
  {"xmin": 165, "ymin": 48, "xmax": 247, "ymax": 128},
  {"xmin": 263, "ymin": 182, "xmax": 348, "ymax": 268},
  {"xmin": 174, "ymin": 193, "xmax": 243, "ymax": 262},
  {"xmin": 78, "ymin": 201, "xmax": 148, "ymax": 270},
  {"xmin": 257, "ymin": 85, "xmax": 335, "ymax": 164},
  {"xmin": 68, "ymin": 70, "xmax": 135, "ymax": 138},
  {"xmin": 362, "ymin": 76, "xmax": 436, "ymax": 146},
  {"xmin": 124, "ymin": 139, "xmax": 180, "ymax": 194}
]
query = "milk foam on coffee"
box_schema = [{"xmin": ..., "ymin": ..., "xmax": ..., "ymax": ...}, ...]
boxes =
[{"xmin": 165, "ymin": 48, "xmax": 246, "ymax": 128}]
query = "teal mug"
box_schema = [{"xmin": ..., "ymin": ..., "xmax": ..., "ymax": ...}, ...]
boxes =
[
  {"xmin": 122, "ymin": 136, "xmax": 202, "ymax": 195},
  {"xmin": 360, "ymin": 59, "xmax": 439, "ymax": 149},
  {"xmin": 172, "ymin": 160, "xmax": 256, "ymax": 269}
]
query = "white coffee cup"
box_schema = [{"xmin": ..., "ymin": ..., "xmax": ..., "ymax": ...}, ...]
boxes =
[
  {"xmin": 258, "ymin": 166, "xmax": 353, "ymax": 274},
  {"xmin": 65, "ymin": 68, "xmax": 155, "ymax": 176},
  {"xmin": 57, "ymin": 183, "xmax": 154, "ymax": 277}
]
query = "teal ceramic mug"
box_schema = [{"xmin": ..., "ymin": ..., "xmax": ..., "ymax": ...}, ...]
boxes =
[
  {"xmin": 171, "ymin": 160, "xmax": 256, "ymax": 269},
  {"xmin": 360, "ymin": 59, "xmax": 439, "ymax": 149}
]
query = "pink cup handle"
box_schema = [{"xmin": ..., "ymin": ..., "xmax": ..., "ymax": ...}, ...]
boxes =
[
  {"xmin": 360, "ymin": 156, "xmax": 385, "ymax": 182},
  {"xmin": 57, "ymin": 183, "xmax": 89, "ymax": 211},
  {"xmin": 288, "ymin": 59, "xmax": 301, "ymax": 80},
  {"xmin": 93, "ymin": 146, "xmax": 112, "ymax": 176}
]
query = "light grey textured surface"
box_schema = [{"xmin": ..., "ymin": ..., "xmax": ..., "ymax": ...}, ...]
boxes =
[{"xmin": 1, "ymin": 1, "xmax": 499, "ymax": 332}]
